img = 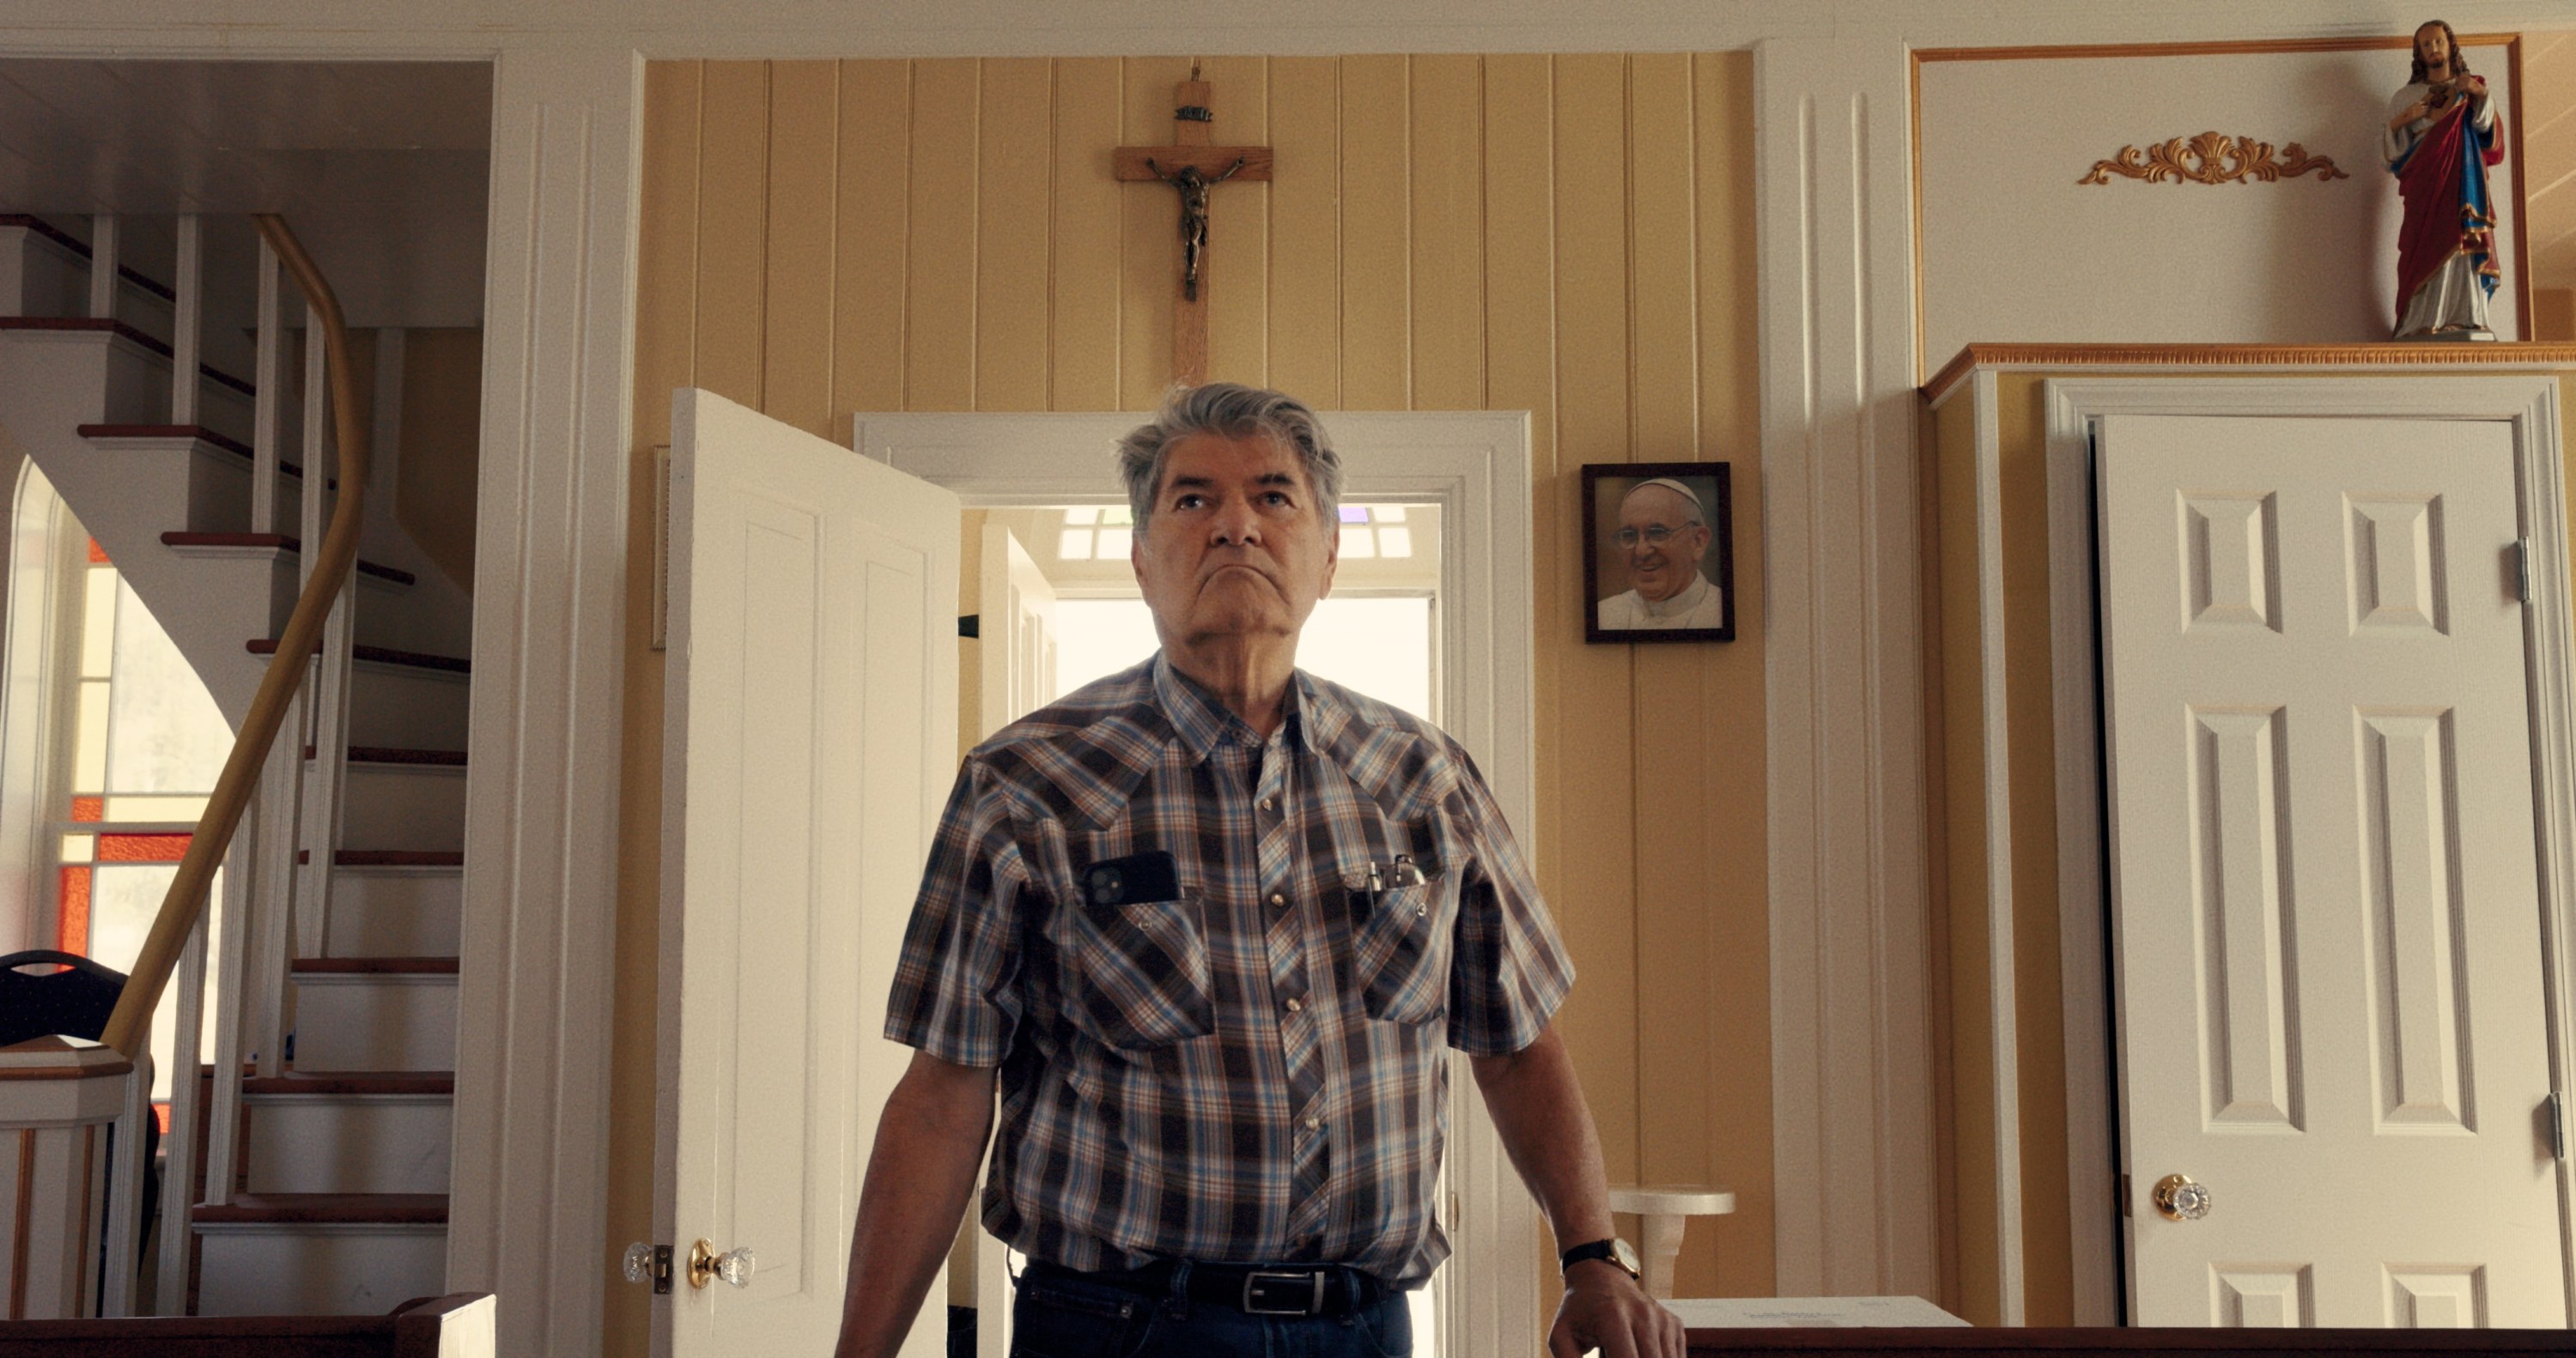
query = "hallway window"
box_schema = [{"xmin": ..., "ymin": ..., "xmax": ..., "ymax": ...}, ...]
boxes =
[{"xmin": 6, "ymin": 462, "xmax": 230, "ymax": 1106}]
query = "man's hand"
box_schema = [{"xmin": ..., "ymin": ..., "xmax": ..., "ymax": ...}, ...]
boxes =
[
  {"xmin": 832, "ymin": 1052, "xmax": 997, "ymax": 1358},
  {"xmin": 1469, "ymin": 1027, "xmax": 1686, "ymax": 1357},
  {"xmin": 1550, "ymin": 1259, "xmax": 1686, "ymax": 1358}
]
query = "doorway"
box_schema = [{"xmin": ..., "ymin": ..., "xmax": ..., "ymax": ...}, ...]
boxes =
[
  {"xmin": 862, "ymin": 406, "xmax": 1544, "ymax": 1358},
  {"xmin": 2030, "ymin": 373, "xmax": 2576, "ymax": 1329},
  {"xmin": 964, "ymin": 500, "xmax": 1446, "ymax": 1356}
]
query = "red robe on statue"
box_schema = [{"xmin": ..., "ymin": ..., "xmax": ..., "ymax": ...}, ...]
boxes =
[{"xmin": 2389, "ymin": 93, "xmax": 2506, "ymax": 332}]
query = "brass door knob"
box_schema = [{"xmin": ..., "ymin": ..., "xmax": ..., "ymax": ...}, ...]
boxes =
[
  {"xmin": 2152, "ymin": 1173, "xmax": 2212, "ymax": 1222},
  {"xmin": 688, "ymin": 1239, "xmax": 758, "ymax": 1288}
]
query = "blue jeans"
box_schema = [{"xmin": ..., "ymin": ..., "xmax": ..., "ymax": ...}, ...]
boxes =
[{"xmin": 1007, "ymin": 1263, "xmax": 1413, "ymax": 1358}]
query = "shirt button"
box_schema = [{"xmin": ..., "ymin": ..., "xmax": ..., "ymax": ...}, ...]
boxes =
[
  {"xmin": 1261, "ymin": 797, "xmax": 1277, "ymax": 811},
  {"xmin": 1303, "ymin": 1115, "xmax": 1321, "ymax": 1131},
  {"xmin": 1285, "ymin": 997, "xmax": 1303, "ymax": 1013},
  {"xmin": 1269, "ymin": 893, "xmax": 1286, "ymax": 908}
]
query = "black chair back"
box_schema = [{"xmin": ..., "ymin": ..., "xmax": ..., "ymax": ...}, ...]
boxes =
[{"xmin": 0, "ymin": 949, "xmax": 128, "ymax": 1047}]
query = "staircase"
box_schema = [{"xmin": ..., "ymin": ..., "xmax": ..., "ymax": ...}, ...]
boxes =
[{"xmin": 0, "ymin": 213, "xmax": 470, "ymax": 1317}]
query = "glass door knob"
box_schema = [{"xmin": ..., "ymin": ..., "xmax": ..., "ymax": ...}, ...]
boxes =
[
  {"xmin": 689, "ymin": 1238, "xmax": 758, "ymax": 1288},
  {"xmin": 2152, "ymin": 1173, "xmax": 2212, "ymax": 1222}
]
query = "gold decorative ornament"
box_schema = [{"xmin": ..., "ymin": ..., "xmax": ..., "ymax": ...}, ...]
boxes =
[{"xmin": 2078, "ymin": 131, "xmax": 2349, "ymax": 186}]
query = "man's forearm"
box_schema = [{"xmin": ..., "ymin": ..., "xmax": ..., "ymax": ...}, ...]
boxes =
[
  {"xmin": 1469, "ymin": 1024, "xmax": 1613, "ymax": 1250},
  {"xmin": 834, "ymin": 1052, "xmax": 997, "ymax": 1358}
]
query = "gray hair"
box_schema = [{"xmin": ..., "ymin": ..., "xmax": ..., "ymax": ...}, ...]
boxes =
[{"xmin": 1116, "ymin": 383, "xmax": 1342, "ymax": 535}]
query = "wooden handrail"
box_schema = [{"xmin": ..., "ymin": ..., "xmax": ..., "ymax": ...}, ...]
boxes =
[{"xmin": 98, "ymin": 215, "xmax": 368, "ymax": 1058}]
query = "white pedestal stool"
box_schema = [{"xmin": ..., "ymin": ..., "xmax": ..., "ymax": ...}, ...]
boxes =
[{"xmin": 1606, "ymin": 1184, "xmax": 1736, "ymax": 1300}]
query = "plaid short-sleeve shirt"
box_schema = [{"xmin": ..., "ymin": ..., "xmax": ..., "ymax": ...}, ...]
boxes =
[{"xmin": 884, "ymin": 653, "xmax": 1574, "ymax": 1285}]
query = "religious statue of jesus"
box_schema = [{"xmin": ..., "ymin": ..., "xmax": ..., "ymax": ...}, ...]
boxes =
[{"xmin": 2381, "ymin": 18, "xmax": 2505, "ymax": 340}]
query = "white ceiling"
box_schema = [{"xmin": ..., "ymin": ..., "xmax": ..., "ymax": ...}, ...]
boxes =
[
  {"xmin": 3, "ymin": 0, "xmax": 2572, "ymax": 59},
  {"xmin": 0, "ymin": 60, "xmax": 492, "ymax": 329}
]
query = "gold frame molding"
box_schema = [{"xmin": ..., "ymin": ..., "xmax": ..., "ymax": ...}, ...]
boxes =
[
  {"xmin": 2077, "ymin": 131, "xmax": 2347, "ymax": 186},
  {"xmin": 1919, "ymin": 341, "xmax": 2576, "ymax": 406},
  {"xmin": 1909, "ymin": 33, "xmax": 2530, "ymax": 384}
]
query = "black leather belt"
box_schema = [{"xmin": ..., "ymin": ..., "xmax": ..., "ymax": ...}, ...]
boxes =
[{"xmin": 1024, "ymin": 1258, "xmax": 1394, "ymax": 1318}]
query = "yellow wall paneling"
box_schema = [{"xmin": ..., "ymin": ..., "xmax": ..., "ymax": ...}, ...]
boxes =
[{"xmin": 614, "ymin": 53, "xmax": 1769, "ymax": 1356}]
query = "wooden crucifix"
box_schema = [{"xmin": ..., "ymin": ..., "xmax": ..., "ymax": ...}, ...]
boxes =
[{"xmin": 1115, "ymin": 66, "xmax": 1273, "ymax": 386}]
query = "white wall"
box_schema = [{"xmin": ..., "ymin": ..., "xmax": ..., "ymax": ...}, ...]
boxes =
[{"xmin": 1919, "ymin": 38, "xmax": 2524, "ymax": 366}]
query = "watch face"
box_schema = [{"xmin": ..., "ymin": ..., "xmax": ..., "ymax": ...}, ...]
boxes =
[{"xmin": 1612, "ymin": 1238, "xmax": 1641, "ymax": 1276}]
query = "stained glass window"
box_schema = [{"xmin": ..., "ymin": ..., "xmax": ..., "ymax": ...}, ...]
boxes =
[{"xmin": 42, "ymin": 534, "xmax": 231, "ymax": 1102}]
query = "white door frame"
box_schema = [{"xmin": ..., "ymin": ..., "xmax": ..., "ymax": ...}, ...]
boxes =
[
  {"xmin": 854, "ymin": 408, "xmax": 1541, "ymax": 1358},
  {"xmin": 2011, "ymin": 373, "xmax": 2576, "ymax": 1321}
]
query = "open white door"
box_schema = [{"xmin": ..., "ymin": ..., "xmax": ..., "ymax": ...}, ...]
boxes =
[
  {"xmin": 969, "ymin": 521, "xmax": 1052, "ymax": 1358},
  {"xmin": 656, "ymin": 388, "xmax": 957, "ymax": 1358},
  {"xmin": 2099, "ymin": 412, "xmax": 2567, "ymax": 1326},
  {"xmin": 978, "ymin": 524, "xmax": 1058, "ymax": 738}
]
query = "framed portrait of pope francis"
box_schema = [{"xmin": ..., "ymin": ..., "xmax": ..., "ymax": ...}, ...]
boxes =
[{"xmin": 1581, "ymin": 462, "xmax": 1735, "ymax": 644}]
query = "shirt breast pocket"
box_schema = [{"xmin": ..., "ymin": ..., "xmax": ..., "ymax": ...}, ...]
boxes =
[
  {"xmin": 1346, "ymin": 869, "xmax": 1454, "ymax": 1028},
  {"xmin": 1062, "ymin": 852, "xmax": 1217, "ymax": 1051}
]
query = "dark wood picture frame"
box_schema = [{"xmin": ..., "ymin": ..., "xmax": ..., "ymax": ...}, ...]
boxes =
[{"xmin": 1581, "ymin": 462, "xmax": 1735, "ymax": 644}]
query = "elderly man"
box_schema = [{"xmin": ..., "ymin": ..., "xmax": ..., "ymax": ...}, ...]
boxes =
[
  {"xmin": 833, "ymin": 384, "xmax": 1680, "ymax": 1358},
  {"xmin": 1597, "ymin": 478, "xmax": 1723, "ymax": 631}
]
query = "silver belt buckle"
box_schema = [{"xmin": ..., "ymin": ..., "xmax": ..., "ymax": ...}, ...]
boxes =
[{"xmin": 1242, "ymin": 1269, "xmax": 1325, "ymax": 1315}]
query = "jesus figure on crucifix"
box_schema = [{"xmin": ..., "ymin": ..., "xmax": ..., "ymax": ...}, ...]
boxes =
[{"xmin": 1149, "ymin": 155, "xmax": 1247, "ymax": 301}]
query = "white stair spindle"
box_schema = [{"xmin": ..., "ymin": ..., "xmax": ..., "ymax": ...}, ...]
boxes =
[
  {"xmin": 252, "ymin": 239, "xmax": 283, "ymax": 535},
  {"xmin": 101, "ymin": 1052, "xmax": 150, "ymax": 1317},
  {"xmin": 87, "ymin": 215, "xmax": 116, "ymax": 322},
  {"xmin": 298, "ymin": 573, "xmax": 355, "ymax": 960},
  {"xmin": 170, "ymin": 215, "xmax": 201, "ymax": 428},
  {"xmin": 202, "ymin": 805, "xmax": 261, "ymax": 1209},
  {"xmin": 301, "ymin": 301, "xmax": 326, "ymax": 577},
  {"xmin": 155, "ymin": 912, "xmax": 209, "ymax": 1316},
  {"xmin": 250, "ymin": 700, "xmax": 303, "ymax": 1081}
]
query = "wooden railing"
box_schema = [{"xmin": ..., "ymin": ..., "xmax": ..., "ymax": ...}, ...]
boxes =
[
  {"xmin": 95, "ymin": 214, "xmax": 366, "ymax": 1060},
  {"xmin": 0, "ymin": 1290, "xmax": 494, "ymax": 1355}
]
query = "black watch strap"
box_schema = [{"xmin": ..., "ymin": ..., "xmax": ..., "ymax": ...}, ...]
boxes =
[{"xmin": 1559, "ymin": 1238, "xmax": 1638, "ymax": 1281}]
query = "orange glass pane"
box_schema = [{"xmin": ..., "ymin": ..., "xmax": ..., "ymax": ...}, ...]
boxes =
[
  {"xmin": 86, "ymin": 538, "xmax": 108, "ymax": 565},
  {"xmin": 56, "ymin": 866, "xmax": 89, "ymax": 955},
  {"xmin": 70, "ymin": 797, "xmax": 103, "ymax": 823},
  {"xmin": 98, "ymin": 834, "xmax": 189, "ymax": 863}
]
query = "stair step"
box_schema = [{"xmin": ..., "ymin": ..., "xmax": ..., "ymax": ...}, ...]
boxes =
[
  {"xmin": 321, "ymin": 745, "xmax": 468, "ymax": 767},
  {"xmin": 162, "ymin": 531, "xmax": 413, "ymax": 586},
  {"xmin": 80, "ymin": 421, "xmax": 257, "ymax": 462},
  {"xmin": 290, "ymin": 961, "xmax": 459, "ymax": 1073},
  {"xmin": 338, "ymin": 761, "xmax": 466, "ymax": 854},
  {"xmin": 300, "ymin": 850, "xmax": 465, "ymax": 868},
  {"xmin": 192, "ymin": 1197, "xmax": 448, "ymax": 1317},
  {"xmin": 244, "ymin": 1071, "xmax": 455, "ymax": 1096},
  {"xmin": 194, "ymin": 1193, "xmax": 448, "ymax": 1226},
  {"xmin": 246, "ymin": 637, "xmax": 470, "ymax": 674},
  {"xmin": 239, "ymin": 640, "xmax": 470, "ymax": 749},
  {"xmin": 326, "ymin": 866, "xmax": 463, "ymax": 958},
  {"xmin": 0, "ymin": 316, "xmax": 256, "ymax": 397},
  {"xmin": 242, "ymin": 1078, "xmax": 454, "ymax": 1196},
  {"xmin": 291, "ymin": 957, "xmax": 459, "ymax": 975},
  {"xmin": 1, "ymin": 213, "xmax": 179, "ymax": 304}
]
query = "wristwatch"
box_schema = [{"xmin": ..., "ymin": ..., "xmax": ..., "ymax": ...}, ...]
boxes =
[{"xmin": 1559, "ymin": 1237, "xmax": 1642, "ymax": 1283}]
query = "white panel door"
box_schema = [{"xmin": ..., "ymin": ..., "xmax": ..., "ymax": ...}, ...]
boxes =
[
  {"xmin": 2099, "ymin": 412, "xmax": 2567, "ymax": 1328},
  {"xmin": 659, "ymin": 387, "xmax": 957, "ymax": 1358},
  {"xmin": 978, "ymin": 524, "xmax": 1058, "ymax": 738},
  {"xmin": 969, "ymin": 520, "xmax": 1054, "ymax": 1358}
]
